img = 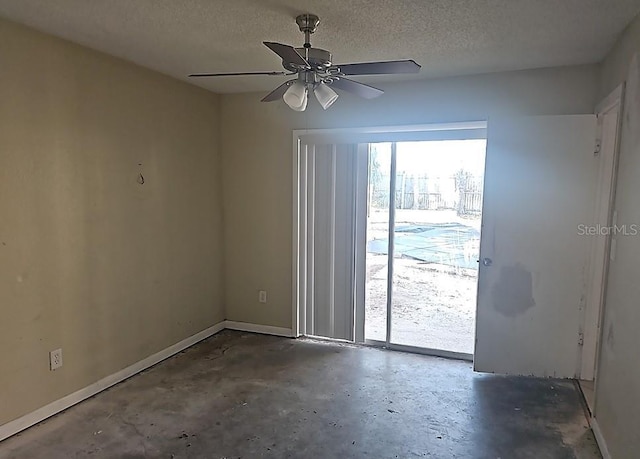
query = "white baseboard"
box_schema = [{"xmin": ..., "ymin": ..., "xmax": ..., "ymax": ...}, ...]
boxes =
[
  {"xmin": 0, "ymin": 320, "xmax": 293, "ymax": 443},
  {"xmin": 0, "ymin": 321, "xmax": 226, "ymax": 443},
  {"xmin": 223, "ymin": 320, "xmax": 293, "ymax": 337},
  {"xmin": 591, "ymin": 418, "xmax": 612, "ymax": 459}
]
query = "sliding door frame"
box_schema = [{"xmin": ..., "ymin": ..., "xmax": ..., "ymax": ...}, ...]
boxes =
[
  {"xmin": 362, "ymin": 142, "xmax": 473, "ymax": 362},
  {"xmin": 292, "ymin": 122, "xmax": 488, "ymax": 347}
]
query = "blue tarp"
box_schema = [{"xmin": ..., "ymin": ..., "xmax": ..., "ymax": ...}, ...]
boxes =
[{"xmin": 368, "ymin": 222, "xmax": 480, "ymax": 270}]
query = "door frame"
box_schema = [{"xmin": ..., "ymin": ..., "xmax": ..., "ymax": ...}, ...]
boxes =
[
  {"xmin": 579, "ymin": 84, "xmax": 624, "ymax": 390},
  {"xmin": 362, "ymin": 140, "xmax": 478, "ymax": 362},
  {"xmin": 292, "ymin": 121, "xmax": 488, "ymax": 342}
]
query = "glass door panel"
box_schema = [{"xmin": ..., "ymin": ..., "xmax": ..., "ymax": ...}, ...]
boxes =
[
  {"xmin": 364, "ymin": 143, "xmax": 392, "ymax": 342},
  {"xmin": 389, "ymin": 140, "xmax": 486, "ymax": 354}
]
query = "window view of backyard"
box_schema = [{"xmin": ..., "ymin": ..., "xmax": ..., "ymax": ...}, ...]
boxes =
[{"xmin": 364, "ymin": 140, "xmax": 486, "ymax": 354}]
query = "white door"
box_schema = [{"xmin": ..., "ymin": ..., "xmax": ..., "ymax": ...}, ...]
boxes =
[{"xmin": 474, "ymin": 115, "xmax": 597, "ymax": 378}]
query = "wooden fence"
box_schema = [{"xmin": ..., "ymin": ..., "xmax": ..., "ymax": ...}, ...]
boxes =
[{"xmin": 370, "ymin": 173, "xmax": 483, "ymax": 215}]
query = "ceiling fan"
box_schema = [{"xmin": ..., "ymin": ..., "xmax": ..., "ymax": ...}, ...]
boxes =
[{"xmin": 189, "ymin": 14, "xmax": 421, "ymax": 111}]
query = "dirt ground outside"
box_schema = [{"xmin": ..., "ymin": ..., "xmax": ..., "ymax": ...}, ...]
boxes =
[{"xmin": 365, "ymin": 209, "xmax": 480, "ymax": 354}]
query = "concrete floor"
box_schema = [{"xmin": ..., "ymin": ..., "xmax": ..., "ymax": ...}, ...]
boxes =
[{"xmin": 0, "ymin": 331, "xmax": 601, "ymax": 459}]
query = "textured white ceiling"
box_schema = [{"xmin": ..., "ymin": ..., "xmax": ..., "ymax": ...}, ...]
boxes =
[{"xmin": 1, "ymin": 0, "xmax": 639, "ymax": 94}]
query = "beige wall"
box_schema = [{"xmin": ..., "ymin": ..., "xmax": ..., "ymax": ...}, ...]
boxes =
[
  {"xmin": 220, "ymin": 64, "xmax": 599, "ymax": 329},
  {"xmin": 593, "ymin": 12, "xmax": 640, "ymax": 458},
  {"xmin": 0, "ymin": 18, "xmax": 224, "ymax": 426}
]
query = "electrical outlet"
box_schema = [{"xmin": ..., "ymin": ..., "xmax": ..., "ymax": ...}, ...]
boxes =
[
  {"xmin": 50, "ymin": 348, "xmax": 63, "ymax": 370},
  {"xmin": 259, "ymin": 290, "xmax": 267, "ymax": 304}
]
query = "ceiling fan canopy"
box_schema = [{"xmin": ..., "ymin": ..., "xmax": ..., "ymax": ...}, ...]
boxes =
[{"xmin": 189, "ymin": 14, "xmax": 421, "ymax": 111}]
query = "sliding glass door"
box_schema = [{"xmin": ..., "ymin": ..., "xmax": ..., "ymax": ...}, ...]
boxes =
[{"xmin": 364, "ymin": 140, "xmax": 486, "ymax": 356}]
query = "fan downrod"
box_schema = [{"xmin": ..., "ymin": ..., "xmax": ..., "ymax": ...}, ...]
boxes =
[{"xmin": 296, "ymin": 14, "xmax": 320, "ymax": 48}]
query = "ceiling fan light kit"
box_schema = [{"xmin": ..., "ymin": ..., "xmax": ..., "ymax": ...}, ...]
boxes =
[
  {"xmin": 314, "ymin": 82, "xmax": 339, "ymax": 110},
  {"xmin": 283, "ymin": 80, "xmax": 308, "ymax": 111},
  {"xmin": 189, "ymin": 14, "xmax": 421, "ymax": 111}
]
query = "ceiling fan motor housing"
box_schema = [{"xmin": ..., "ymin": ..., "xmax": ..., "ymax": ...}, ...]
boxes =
[{"xmin": 283, "ymin": 47, "xmax": 332, "ymax": 73}]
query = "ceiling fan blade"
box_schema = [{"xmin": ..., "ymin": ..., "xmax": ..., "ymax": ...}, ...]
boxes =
[
  {"xmin": 330, "ymin": 78, "xmax": 384, "ymax": 99},
  {"xmin": 263, "ymin": 42, "xmax": 309, "ymax": 67},
  {"xmin": 261, "ymin": 79, "xmax": 296, "ymax": 102},
  {"xmin": 334, "ymin": 60, "xmax": 421, "ymax": 76},
  {"xmin": 189, "ymin": 71, "xmax": 288, "ymax": 77}
]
